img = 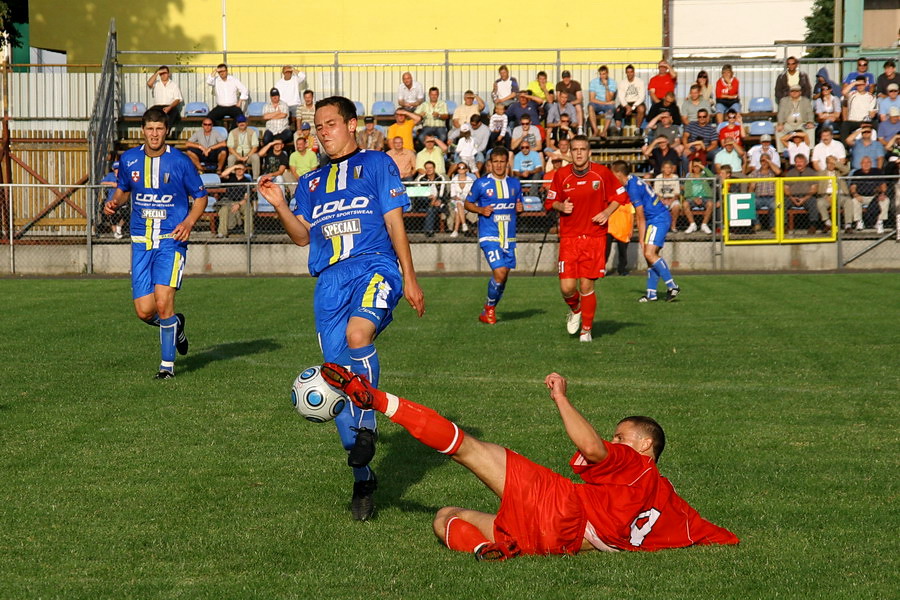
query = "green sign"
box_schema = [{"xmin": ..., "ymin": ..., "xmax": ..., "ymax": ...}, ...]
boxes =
[{"xmin": 729, "ymin": 193, "xmax": 756, "ymax": 227}]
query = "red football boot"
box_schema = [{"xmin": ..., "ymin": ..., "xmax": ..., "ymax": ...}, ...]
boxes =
[
  {"xmin": 474, "ymin": 540, "xmax": 521, "ymax": 562},
  {"xmin": 478, "ymin": 304, "xmax": 496, "ymax": 325},
  {"xmin": 320, "ymin": 363, "xmax": 378, "ymax": 410}
]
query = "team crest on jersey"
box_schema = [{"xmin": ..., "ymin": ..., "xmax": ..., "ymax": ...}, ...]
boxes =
[
  {"xmin": 353, "ymin": 165, "xmax": 364, "ymax": 179},
  {"xmin": 308, "ymin": 177, "xmax": 321, "ymax": 192},
  {"xmin": 131, "ymin": 171, "xmax": 140, "ymax": 182},
  {"xmin": 486, "ymin": 188, "xmax": 495, "ymax": 197},
  {"xmin": 389, "ymin": 187, "xmax": 405, "ymax": 197},
  {"xmin": 592, "ymin": 181, "xmax": 600, "ymax": 190}
]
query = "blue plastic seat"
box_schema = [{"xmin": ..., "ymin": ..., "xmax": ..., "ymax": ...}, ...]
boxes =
[
  {"xmin": 372, "ymin": 101, "xmax": 395, "ymax": 116},
  {"xmin": 121, "ymin": 102, "xmax": 146, "ymax": 116},
  {"xmin": 184, "ymin": 102, "xmax": 210, "ymax": 116},
  {"xmin": 748, "ymin": 121, "xmax": 776, "ymax": 136},
  {"xmin": 446, "ymin": 100, "xmax": 457, "ymax": 115},
  {"xmin": 212, "ymin": 126, "xmax": 228, "ymax": 139},
  {"xmin": 748, "ymin": 97, "xmax": 774, "ymax": 113},
  {"xmin": 247, "ymin": 101, "xmax": 266, "ymax": 117},
  {"xmin": 353, "ymin": 101, "xmax": 365, "ymax": 117}
]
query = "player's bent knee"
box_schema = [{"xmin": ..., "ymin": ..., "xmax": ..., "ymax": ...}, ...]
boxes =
[{"xmin": 433, "ymin": 506, "xmax": 463, "ymax": 538}]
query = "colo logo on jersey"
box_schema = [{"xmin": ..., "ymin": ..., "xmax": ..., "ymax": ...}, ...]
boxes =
[
  {"xmin": 494, "ymin": 202, "xmax": 517, "ymax": 210},
  {"xmin": 311, "ymin": 196, "xmax": 370, "ymax": 219},
  {"xmin": 321, "ymin": 218, "xmax": 361, "ymax": 239},
  {"xmin": 134, "ymin": 193, "xmax": 175, "ymax": 204}
]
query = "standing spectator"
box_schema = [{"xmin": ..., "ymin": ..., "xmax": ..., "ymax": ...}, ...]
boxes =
[
  {"xmin": 613, "ymin": 65, "xmax": 646, "ymax": 134},
  {"xmin": 449, "ymin": 91, "xmax": 485, "ymax": 142},
  {"xmin": 146, "ymin": 65, "xmax": 182, "ymax": 133},
  {"xmin": 842, "ymin": 57, "xmax": 876, "ymax": 95},
  {"xmin": 846, "ymin": 122, "xmax": 885, "ymax": 170},
  {"xmin": 643, "ymin": 135, "xmax": 681, "ymax": 176},
  {"xmin": 415, "ymin": 136, "xmax": 448, "ymax": 176},
  {"xmin": 216, "ymin": 163, "xmax": 253, "ymax": 239},
  {"xmin": 681, "ymin": 109, "xmax": 718, "ymax": 166},
  {"xmin": 510, "ymin": 114, "xmax": 543, "ymax": 152},
  {"xmin": 776, "ymin": 85, "xmax": 815, "ymax": 150},
  {"xmin": 185, "ymin": 118, "xmax": 227, "ymax": 174},
  {"xmin": 355, "ymin": 116, "xmax": 385, "ymax": 150},
  {"xmin": 415, "ymin": 87, "xmax": 449, "ymax": 144},
  {"xmin": 512, "ymin": 141, "xmax": 544, "ymax": 196},
  {"xmin": 397, "ymin": 72, "xmax": 425, "ymax": 111},
  {"xmin": 387, "ymin": 109, "xmax": 422, "ymax": 151},
  {"xmin": 506, "ymin": 90, "xmax": 542, "ymax": 129},
  {"xmin": 556, "ymin": 70, "xmax": 585, "ymax": 133},
  {"xmin": 487, "ymin": 102, "xmax": 510, "ymax": 148},
  {"xmin": 648, "ymin": 60, "xmax": 677, "ymax": 104},
  {"xmin": 682, "ymin": 160, "xmax": 716, "ymax": 234},
  {"xmin": 681, "ymin": 83, "xmax": 713, "ymax": 126},
  {"xmin": 447, "ymin": 162, "xmax": 475, "ymax": 237},
  {"xmin": 289, "ymin": 136, "xmax": 319, "ymax": 182},
  {"xmin": 273, "ymin": 65, "xmax": 305, "ymax": 130},
  {"xmin": 587, "ymin": 65, "xmax": 617, "ymax": 137},
  {"xmin": 713, "ymin": 139, "xmax": 745, "ymax": 175},
  {"xmin": 783, "ymin": 154, "xmax": 821, "ymax": 233},
  {"xmin": 878, "ymin": 83, "xmax": 900, "ymax": 120},
  {"xmin": 695, "ymin": 70, "xmax": 714, "ymax": 104},
  {"xmin": 774, "ymin": 57, "xmax": 812, "ymax": 103},
  {"xmin": 748, "ymin": 153, "xmax": 782, "ymax": 231},
  {"xmin": 811, "ymin": 128, "xmax": 847, "ymax": 171},
  {"xmin": 875, "ymin": 60, "xmax": 898, "ymax": 97},
  {"xmin": 262, "ymin": 88, "xmax": 292, "ymax": 146},
  {"xmin": 847, "ymin": 155, "xmax": 890, "ymax": 233},
  {"xmin": 206, "ymin": 63, "xmax": 248, "ymax": 125},
  {"xmin": 814, "ymin": 82, "xmax": 842, "ymax": 135},
  {"xmin": 841, "ymin": 77, "xmax": 878, "ymax": 140},
  {"xmin": 226, "ymin": 115, "xmax": 260, "ymax": 178},
  {"xmin": 492, "ymin": 65, "xmax": 519, "ymax": 108},
  {"xmin": 297, "ymin": 89, "xmax": 316, "ymax": 130},
  {"xmin": 415, "ymin": 161, "xmax": 448, "ymax": 237},
  {"xmin": 714, "ymin": 64, "xmax": 741, "ymax": 124},
  {"xmin": 746, "ymin": 134, "xmax": 779, "ymax": 172},
  {"xmin": 386, "ymin": 136, "xmax": 417, "ymax": 180}
]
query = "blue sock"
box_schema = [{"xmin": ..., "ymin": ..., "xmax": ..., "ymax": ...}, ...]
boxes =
[
  {"xmin": 159, "ymin": 315, "xmax": 178, "ymax": 372},
  {"xmin": 652, "ymin": 258, "xmax": 676, "ymax": 289},
  {"xmin": 346, "ymin": 345, "xmax": 379, "ymax": 483},
  {"xmin": 349, "ymin": 344, "xmax": 380, "ymax": 387},
  {"xmin": 486, "ymin": 278, "xmax": 505, "ymax": 307},
  {"xmin": 144, "ymin": 314, "xmax": 160, "ymax": 327},
  {"xmin": 646, "ymin": 268, "xmax": 659, "ymax": 299}
]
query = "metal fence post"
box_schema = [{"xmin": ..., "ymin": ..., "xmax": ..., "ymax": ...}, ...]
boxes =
[
  {"xmin": 334, "ymin": 52, "xmax": 340, "ymax": 96},
  {"xmin": 87, "ymin": 186, "xmax": 94, "ymax": 274},
  {"xmin": 8, "ymin": 184, "xmax": 13, "ymax": 274}
]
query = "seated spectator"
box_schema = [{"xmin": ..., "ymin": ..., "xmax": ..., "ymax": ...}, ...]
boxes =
[
  {"xmin": 541, "ymin": 156, "xmax": 565, "ymax": 196},
  {"xmin": 447, "ymin": 162, "xmax": 475, "ymax": 237},
  {"xmin": 146, "ymin": 65, "xmax": 182, "ymax": 133},
  {"xmin": 544, "ymin": 137, "xmax": 573, "ymax": 167},
  {"xmin": 216, "ymin": 163, "xmax": 253, "ymax": 239},
  {"xmin": 811, "ymin": 128, "xmax": 847, "ymax": 171},
  {"xmin": 492, "ymin": 65, "xmax": 519, "ymax": 108},
  {"xmin": 775, "ymin": 57, "xmax": 812, "ymax": 103},
  {"xmin": 847, "ymin": 155, "xmax": 890, "ymax": 233},
  {"xmin": 748, "ymin": 153, "xmax": 782, "ymax": 231},
  {"xmin": 297, "ymin": 89, "xmax": 316, "ymax": 130},
  {"xmin": 817, "ymin": 154, "xmax": 850, "ymax": 231},
  {"xmin": 397, "ymin": 72, "xmax": 425, "ymax": 111},
  {"xmin": 783, "ymin": 154, "xmax": 822, "ymax": 233},
  {"xmin": 648, "ymin": 60, "xmax": 677, "ymax": 104},
  {"xmin": 415, "ymin": 161, "xmax": 448, "ymax": 237},
  {"xmin": 186, "ymin": 118, "xmax": 227, "ymax": 174},
  {"xmin": 451, "ymin": 124, "xmax": 484, "ymax": 175},
  {"xmin": 206, "ymin": 63, "xmax": 248, "ymax": 125},
  {"xmin": 273, "ymin": 65, "xmax": 305, "ymax": 130},
  {"xmin": 449, "ymin": 91, "xmax": 486, "ymax": 142},
  {"xmin": 682, "ymin": 160, "xmax": 715, "ymax": 234},
  {"xmin": 681, "ymin": 84, "xmax": 713, "ymax": 126},
  {"xmin": 776, "ymin": 85, "xmax": 815, "ymax": 150},
  {"xmin": 876, "ymin": 60, "xmax": 898, "ymax": 98},
  {"xmin": 746, "ymin": 134, "xmax": 780, "ymax": 173},
  {"xmin": 695, "ymin": 70, "xmax": 714, "ymax": 104},
  {"xmin": 681, "ymin": 109, "xmax": 718, "ymax": 166},
  {"xmin": 512, "ymin": 142, "xmax": 544, "ymax": 196},
  {"xmin": 841, "ymin": 77, "xmax": 878, "ymax": 139},
  {"xmin": 842, "ymin": 57, "xmax": 876, "ymax": 96},
  {"xmin": 714, "ymin": 64, "xmax": 741, "ymax": 123},
  {"xmin": 387, "ymin": 109, "xmax": 422, "ymax": 151},
  {"xmin": 468, "ymin": 114, "xmax": 491, "ymax": 160},
  {"xmin": 556, "ymin": 70, "xmax": 585, "ymax": 133},
  {"xmin": 782, "ymin": 131, "xmax": 811, "ymax": 166},
  {"xmin": 100, "ymin": 161, "xmax": 126, "ymax": 238},
  {"xmin": 415, "ymin": 87, "xmax": 450, "ymax": 144},
  {"xmin": 356, "ymin": 116, "xmax": 386, "ymax": 150},
  {"xmin": 262, "ymin": 88, "xmax": 293, "ymax": 146},
  {"xmin": 507, "ymin": 90, "xmax": 542, "ymax": 129},
  {"xmin": 386, "ymin": 136, "xmax": 418, "ymax": 180},
  {"xmin": 878, "ymin": 83, "xmax": 900, "ymax": 120},
  {"xmin": 814, "ymin": 82, "xmax": 842, "ymax": 135},
  {"xmin": 587, "ymin": 65, "xmax": 617, "ymax": 137},
  {"xmin": 545, "ymin": 113, "xmax": 575, "ymax": 152},
  {"xmin": 714, "ymin": 139, "xmax": 745, "ymax": 174},
  {"xmin": 846, "ymin": 121, "xmax": 885, "ymax": 170},
  {"xmin": 613, "ymin": 65, "xmax": 646, "ymax": 133},
  {"xmin": 652, "ymin": 161, "xmax": 684, "ymax": 232},
  {"xmin": 644, "ymin": 135, "xmax": 681, "ymax": 176},
  {"xmin": 292, "ymin": 122, "xmax": 319, "ymax": 155},
  {"xmin": 289, "ymin": 136, "xmax": 319, "ymax": 182},
  {"xmin": 487, "ymin": 103, "xmax": 510, "ymax": 148},
  {"xmin": 645, "ymin": 109, "xmax": 682, "ymax": 149},
  {"xmin": 416, "ymin": 136, "xmax": 448, "ymax": 176},
  {"xmin": 647, "ymin": 92, "xmax": 683, "ymax": 127},
  {"xmin": 814, "ymin": 67, "xmax": 842, "ymax": 101},
  {"xmin": 877, "ymin": 107, "xmax": 900, "ymax": 148},
  {"xmin": 546, "ymin": 91, "xmax": 578, "ymax": 138},
  {"xmin": 526, "ymin": 70, "xmax": 555, "ymax": 120},
  {"xmin": 717, "ymin": 109, "xmax": 744, "ymax": 148},
  {"xmin": 226, "ymin": 115, "xmax": 260, "ymax": 178},
  {"xmin": 258, "ymin": 139, "xmax": 291, "ymax": 191},
  {"xmin": 510, "ymin": 114, "xmax": 543, "ymax": 151}
]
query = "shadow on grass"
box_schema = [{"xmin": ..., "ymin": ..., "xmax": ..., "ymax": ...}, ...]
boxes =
[
  {"xmin": 179, "ymin": 338, "xmax": 282, "ymax": 373},
  {"xmin": 498, "ymin": 308, "xmax": 546, "ymax": 321},
  {"xmin": 593, "ymin": 320, "xmax": 642, "ymax": 336}
]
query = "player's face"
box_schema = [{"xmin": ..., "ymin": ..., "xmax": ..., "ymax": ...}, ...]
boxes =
[
  {"xmin": 142, "ymin": 120, "xmax": 168, "ymax": 153},
  {"xmin": 570, "ymin": 140, "xmax": 591, "ymax": 169},
  {"xmin": 611, "ymin": 422, "xmax": 650, "ymax": 456},
  {"xmin": 314, "ymin": 104, "xmax": 357, "ymax": 158},
  {"xmin": 488, "ymin": 153, "xmax": 508, "ymax": 177}
]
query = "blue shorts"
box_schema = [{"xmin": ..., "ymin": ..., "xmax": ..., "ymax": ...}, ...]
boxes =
[
  {"xmin": 481, "ymin": 242, "xmax": 517, "ymax": 270},
  {"xmin": 644, "ymin": 215, "xmax": 671, "ymax": 249},
  {"xmin": 314, "ymin": 255, "xmax": 404, "ymax": 363},
  {"xmin": 131, "ymin": 238, "xmax": 187, "ymax": 299}
]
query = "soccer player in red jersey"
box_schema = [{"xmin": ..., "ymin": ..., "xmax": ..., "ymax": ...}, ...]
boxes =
[
  {"xmin": 321, "ymin": 364, "xmax": 739, "ymax": 560},
  {"xmin": 544, "ymin": 135, "xmax": 630, "ymax": 342}
]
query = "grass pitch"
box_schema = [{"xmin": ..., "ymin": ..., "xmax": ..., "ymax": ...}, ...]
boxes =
[{"xmin": 0, "ymin": 273, "xmax": 897, "ymax": 599}]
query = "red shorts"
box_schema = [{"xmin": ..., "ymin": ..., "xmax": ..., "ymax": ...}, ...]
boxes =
[
  {"xmin": 493, "ymin": 449, "xmax": 586, "ymax": 555},
  {"xmin": 557, "ymin": 235, "xmax": 607, "ymax": 280}
]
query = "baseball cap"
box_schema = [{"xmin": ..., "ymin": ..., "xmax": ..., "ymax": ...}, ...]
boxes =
[
  {"xmin": 300, "ymin": 122, "xmax": 310, "ymax": 130},
  {"xmin": 270, "ymin": 87, "xmax": 280, "ymax": 96},
  {"xmin": 236, "ymin": 114, "xmax": 247, "ymax": 123},
  {"xmin": 889, "ymin": 107, "xmax": 900, "ymax": 117},
  {"xmin": 561, "ymin": 70, "xmax": 571, "ymax": 78},
  {"xmin": 364, "ymin": 116, "xmax": 374, "ymax": 123},
  {"xmin": 888, "ymin": 83, "xmax": 899, "ymax": 92},
  {"xmin": 112, "ymin": 161, "xmax": 119, "ymax": 170},
  {"xmin": 460, "ymin": 123, "xmax": 471, "ymax": 132},
  {"xmin": 789, "ymin": 84, "xmax": 802, "ymax": 91},
  {"xmin": 760, "ymin": 134, "xmax": 772, "ymax": 142}
]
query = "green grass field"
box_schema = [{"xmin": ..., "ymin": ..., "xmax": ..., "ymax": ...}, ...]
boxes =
[{"xmin": 0, "ymin": 273, "xmax": 897, "ymax": 599}]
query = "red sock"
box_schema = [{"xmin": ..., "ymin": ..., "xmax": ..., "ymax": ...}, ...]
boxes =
[
  {"xmin": 564, "ymin": 293, "xmax": 581, "ymax": 313},
  {"xmin": 388, "ymin": 397, "xmax": 465, "ymax": 455},
  {"xmin": 444, "ymin": 517, "xmax": 490, "ymax": 553},
  {"xmin": 580, "ymin": 290, "xmax": 596, "ymax": 332}
]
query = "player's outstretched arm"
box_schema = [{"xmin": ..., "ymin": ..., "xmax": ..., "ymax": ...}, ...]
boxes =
[
  {"xmin": 545, "ymin": 373, "xmax": 608, "ymax": 463},
  {"xmin": 384, "ymin": 207, "xmax": 425, "ymax": 317},
  {"xmin": 258, "ymin": 175, "xmax": 310, "ymax": 246}
]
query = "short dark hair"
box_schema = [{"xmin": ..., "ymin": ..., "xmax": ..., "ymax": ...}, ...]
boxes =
[
  {"xmin": 536, "ymin": 71, "xmax": 547, "ymax": 78},
  {"xmin": 424, "ymin": 160, "xmax": 435, "ymax": 168},
  {"xmin": 885, "ymin": 59, "xmax": 896, "ymax": 68},
  {"xmin": 619, "ymin": 416, "xmax": 666, "ymax": 461},
  {"xmin": 626, "ymin": 64, "xmax": 635, "ymax": 71},
  {"xmin": 141, "ymin": 107, "xmax": 168, "ymax": 129},
  {"xmin": 315, "ymin": 96, "xmax": 357, "ymax": 123},
  {"xmin": 158, "ymin": 65, "xmax": 170, "ymax": 73},
  {"xmin": 610, "ymin": 160, "xmax": 631, "ymax": 175},
  {"xmin": 598, "ymin": 65, "xmax": 608, "ymax": 72},
  {"xmin": 429, "ymin": 86, "xmax": 439, "ymax": 94},
  {"xmin": 216, "ymin": 63, "xmax": 227, "ymax": 70},
  {"xmin": 303, "ymin": 89, "xmax": 314, "ymax": 96},
  {"xmin": 697, "ymin": 109, "xmax": 709, "ymax": 116},
  {"xmin": 490, "ymin": 145, "xmax": 510, "ymax": 160},
  {"xmin": 571, "ymin": 134, "xmax": 590, "ymax": 146}
]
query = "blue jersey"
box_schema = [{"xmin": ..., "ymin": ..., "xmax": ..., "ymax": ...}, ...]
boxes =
[
  {"xmin": 467, "ymin": 175, "xmax": 523, "ymax": 250},
  {"xmin": 626, "ymin": 175, "xmax": 669, "ymax": 222},
  {"xmin": 293, "ymin": 150, "xmax": 409, "ymax": 277},
  {"xmin": 117, "ymin": 145, "xmax": 207, "ymax": 242}
]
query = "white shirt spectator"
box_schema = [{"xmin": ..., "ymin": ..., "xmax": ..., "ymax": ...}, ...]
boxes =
[
  {"xmin": 397, "ymin": 80, "xmax": 425, "ymax": 107},
  {"xmin": 151, "ymin": 78, "xmax": 182, "ymax": 106},
  {"xmin": 811, "ymin": 139, "xmax": 847, "ymax": 171},
  {"xmin": 206, "ymin": 74, "xmax": 249, "ymax": 107},
  {"xmin": 274, "ymin": 73, "xmax": 305, "ymax": 109},
  {"xmin": 616, "ymin": 76, "xmax": 646, "ymax": 108},
  {"xmin": 746, "ymin": 144, "xmax": 780, "ymax": 170},
  {"xmin": 846, "ymin": 91, "xmax": 877, "ymax": 122},
  {"xmin": 264, "ymin": 99, "xmax": 291, "ymax": 135}
]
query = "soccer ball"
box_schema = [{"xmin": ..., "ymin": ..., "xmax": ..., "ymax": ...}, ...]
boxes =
[{"xmin": 291, "ymin": 366, "xmax": 348, "ymax": 423}]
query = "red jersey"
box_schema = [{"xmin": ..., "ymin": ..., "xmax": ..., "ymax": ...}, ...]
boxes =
[
  {"xmin": 715, "ymin": 76, "xmax": 740, "ymax": 99},
  {"xmin": 718, "ymin": 124, "xmax": 744, "ymax": 146},
  {"xmin": 648, "ymin": 73, "xmax": 676, "ymax": 99},
  {"xmin": 545, "ymin": 163, "xmax": 629, "ymax": 238},
  {"xmin": 571, "ymin": 441, "xmax": 739, "ymax": 551}
]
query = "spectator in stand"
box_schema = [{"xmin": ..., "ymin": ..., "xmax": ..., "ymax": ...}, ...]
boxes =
[
  {"xmin": 216, "ymin": 163, "xmax": 253, "ymax": 239},
  {"xmin": 588, "ymin": 65, "xmax": 617, "ymax": 138},
  {"xmin": 842, "ymin": 57, "xmax": 876, "ymax": 95},
  {"xmin": 397, "ymin": 72, "xmax": 425, "ymax": 111},
  {"xmin": 416, "ymin": 87, "xmax": 450, "ymax": 144},
  {"xmin": 877, "ymin": 107, "xmax": 900, "ymax": 148},
  {"xmin": 527, "ymin": 70, "xmax": 555, "ymax": 120},
  {"xmin": 817, "ymin": 154, "xmax": 850, "ymax": 231},
  {"xmin": 811, "ymin": 128, "xmax": 847, "ymax": 171},
  {"xmin": 297, "ymin": 89, "xmax": 316, "ymax": 129},
  {"xmin": 847, "ymin": 155, "xmax": 890, "ymax": 233},
  {"xmin": 878, "ymin": 83, "xmax": 900, "ymax": 120},
  {"xmin": 681, "ymin": 83, "xmax": 713, "ymax": 126},
  {"xmin": 546, "ymin": 91, "xmax": 579, "ymax": 138},
  {"xmin": 783, "ymin": 154, "xmax": 822, "ymax": 234},
  {"xmin": 782, "ymin": 131, "xmax": 811, "ymax": 166},
  {"xmin": 416, "ymin": 135, "xmax": 448, "ymax": 176},
  {"xmin": 185, "ymin": 118, "xmax": 227, "ymax": 174},
  {"xmin": 681, "ymin": 109, "xmax": 718, "ymax": 166},
  {"xmin": 146, "ymin": 66, "xmax": 182, "ymax": 133},
  {"xmin": 613, "ymin": 65, "xmax": 646, "ymax": 134},
  {"xmin": 487, "ymin": 103, "xmax": 510, "ymax": 148},
  {"xmin": 774, "ymin": 56, "xmax": 812, "ymax": 103},
  {"xmin": 258, "ymin": 138, "xmax": 290, "ymax": 189},
  {"xmin": 714, "ymin": 139, "xmax": 745, "ymax": 175},
  {"xmin": 842, "ymin": 77, "xmax": 878, "ymax": 140},
  {"xmin": 468, "ymin": 114, "xmax": 491, "ymax": 158},
  {"xmin": 746, "ymin": 134, "xmax": 780, "ymax": 173},
  {"xmin": 415, "ymin": 161, "xmax": 448, "ymax": 237},
  {"xmin": 206, "ymin": 63, "xmax": 249, "ymax": 125},
  {"xmin": 647, "ymin": 92, "xmax": 683, "ymax": 126},
  {"xmin": 776, "ymin": 85, "xmax": 815, "ymax": 150},
  {"xmin": 356, "ymin": 116, "xmax": 386, "ymax": 150},
  {"xmin": 448, "ymin": 162, "xmax": 475, "ymax": 237},
  {"xmin": 815, "ymin": 82, "xmax": 842, "ymax": 135},
  {"xmin": 695, "ymin": 70, "xmax": 714, "ymax": 104},
  {"xmin": 386, "ymin": 136, "xmax": 418, "ymax": 180},
  {"xmin": 449, "ymin": 91, "xmax": 486, "ymax": 142},
  {"xmin": 846, "ymin": 121, "xmax": 885, "ymax": 170},
  {"xmin": 293, "ymin": 122, "xmax": 319, "ymax": 154},
  {"xmin": 545, "ymin": 137, "xmax": 573, "ymax": 167},
  {"xmin": 644, "ymin": 110, "xmax": 683, "ymax": 154},
  {"xmin": 556, "ymin": 70, "xmax": 585, "ymax": 133},
  {"xmin": 387, "ymin": 109, "xmax": 422, "ymax": 151},
  {"xmin": 717, "ymin": 109, "xmax": 744, "ymax": 149},
  {"xmin": 492, "ymin": 65, "xmax": 519, "ymax": 108},
  {"xmin": 682, "ymin": 160, "xmax": 715, "ymax": 234},
  {"xmin": 226, "ymin": 115, "xmax": 260, "ymax": 178},
  {"xmin": 714, "ymin": 64, "xmax": 741, "ymax": 124},
  {"xmin": 510, "ymin": 114, "xmax": 543, "ymax": 152},
  {"xmin": 451, "ymin": 124, "xmax": 482, "ymax": 175},
  {"xmin": 648, "ymin": 60, "xmax": 677, "ymax": 104},
  {"xmin": 652, "ymin": 161, "xmax": 683, "ymax": 231},
  {"xmin": 748, "ymin": 152, "xmax": 782, "ymax": 231},
  {"xmin": 814, "ymin": 67, "xmax": 842, "ymax": 101},
  {"xmin": 643, "ymin": 135, "xmax": 681, "ymax": 176},
  {"xmin": 507, "ymin": 90, "xmax": 542, "ymax": 129},
  {"xmin": 541, "ymin": 156, "xmax": 564, "ymax": 196},
  {"xmin": 512, "ymin": 141, "xmax": 544, "ymax": 196},
  {"xmin": 876, "ymin": 60, "xmax": 898, "ymax": 98},
  {"xmin": 545, "ymin": 114, "xmax": 575, "ymax": 153},
  {"xmin": 262, "ymin": 88, "xmax": 293, "ymax": 146},
  {"xmin": 273, "ymin": 65, "xmax": 305, "ymax": 130},
  {"xmin": 289, "ymin": 136, "xmax": 319, "ymax": 182},
  {"xmin": 100, "ymin": 161, "xmax": 126, "ymax": 239}
]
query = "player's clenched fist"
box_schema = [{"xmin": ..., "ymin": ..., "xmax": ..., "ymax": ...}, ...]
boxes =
[
  {"xmin": 545, "ymin": 372, "xmax": 568, "ymax": 402},
  {"xmin": 257, "ymin": 175, "xmax": 287, "ymax": 208}
]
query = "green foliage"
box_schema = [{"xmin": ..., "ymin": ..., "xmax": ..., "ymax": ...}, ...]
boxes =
[
  {"xmin": 805, "ymin": 0, "xmax": 836, "ymax": 59},
  {"xmin": 0, "ymin": 0, "xmax": 26, "ymax": 51},
  {"xmin": 0, "ymin": 275, "xmax": 897, "ymax": 599}
]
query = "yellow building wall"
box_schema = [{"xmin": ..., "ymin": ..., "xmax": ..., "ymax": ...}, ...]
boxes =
[{"xmin": 30, "ymin": 0, "xmax": 663, "ymax": 65}]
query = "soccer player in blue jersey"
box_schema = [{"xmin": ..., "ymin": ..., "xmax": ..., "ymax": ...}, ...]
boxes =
[
  {"xmin": 610, "ymin": 161, "xmax": 680, "ymax": 302},
  {"xmin": 104, "ymin": 108, "xmax": 208, "ymax": 378},
  {"xmin": 257, "ymin": 96, "xmax": 425, "ymax": 520},
  {"xmin": 465, "ymin": 146, "xmax": 524, "ymax": 324}
]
